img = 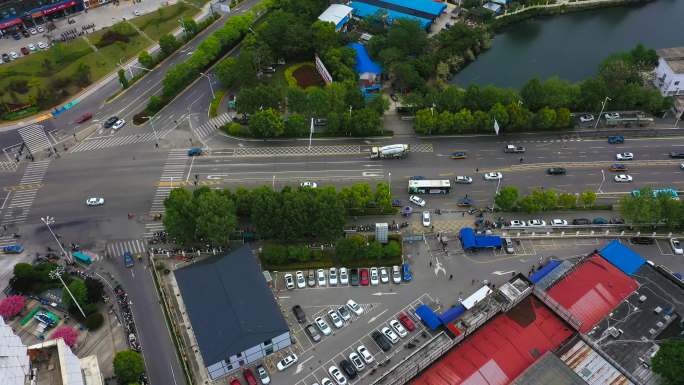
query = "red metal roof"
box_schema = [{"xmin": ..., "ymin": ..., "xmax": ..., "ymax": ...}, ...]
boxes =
[
  {"xmin": 546, "ymin": 255, "xmax": 638, "ymax": 333},
  {"xmin": 412, "ymin": 296, "xmax": 573, "ymax": 385}
]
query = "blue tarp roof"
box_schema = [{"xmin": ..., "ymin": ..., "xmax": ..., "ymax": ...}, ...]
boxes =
[
  {"xmin": 599, "ymin": 240, "xmax": 646, "ymax": 276},
  {"xmin": 415, "ymin": 304, "xmax": 442, "ymax": 330},
  {"xmin": 381, "ymin": 0, "xmax": 446, "ymax": 16},
  {"xmin": 348, "ymin": 42, "xmax": 382, "ymax": 75},
  {"xmin": 350, "ymin": 2, "xmax": 432, "ymax": 29},
  {"xmin": 530, "ymin": 260, "xmax": 562, "ymax": 283},
  {"xmin": 438, "ymin": 304, "xmax": 465, "ymax": 325},
  {"xmin": 459, "ymin": 227, "xmax": 502, "ymax": 249}
]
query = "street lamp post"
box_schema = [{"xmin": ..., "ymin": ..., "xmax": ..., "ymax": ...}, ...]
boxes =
[
  {"xmin": 388, "ymin": 172, "xmax": 392, "ymax": 196},
  {"xmin": 199, "ymin": 72, "xmax": 215, "ymax": 99},
  {"xmin": 142, "ymin": 115, "xmax": 159, "ymax": 147},
  {"xmin": 49, "ymin": 267, "xmax": 87, "ymax": 318},
  {"xmin": 594, "ymin": 96, "xmax": 611, "ymax": 130},
  {"xmin": 41, "ymin": 216, "xmax": 69, "ymax": 262}
]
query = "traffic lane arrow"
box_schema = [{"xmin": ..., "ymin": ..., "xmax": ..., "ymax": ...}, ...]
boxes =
[
  {"xmin": 492, "ymin": 270, "xmax": 516, "ymax": 276},
  {"xmin": 371, "ymin": 292, "xmax": 397, "ymax": 296}
]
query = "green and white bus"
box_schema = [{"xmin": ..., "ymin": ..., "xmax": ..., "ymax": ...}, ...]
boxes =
[{"xmin": 408, "ymin": 180, "xmax": 451, "ymax": 194}]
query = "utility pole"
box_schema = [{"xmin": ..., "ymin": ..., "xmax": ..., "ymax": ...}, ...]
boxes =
[
  {"xmin": 594, "ymin": 96, "xmax": 611, "ymax": 130},
  {"xmin": 41, "ymin": 216, "xmax": 70, "ymax": 262},
  {"xmin": 49, "ymin": 267, "xmax": 87, "ymax": 319}
]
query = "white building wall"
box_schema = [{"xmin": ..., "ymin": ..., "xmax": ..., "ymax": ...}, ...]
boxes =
[
  {"xmin": 654, "ymin": 58, "xmax": 684, "ymax": 96},
  {"xmin": 207, "ymin": 331, "xmax": 292, "ymax": 381}
]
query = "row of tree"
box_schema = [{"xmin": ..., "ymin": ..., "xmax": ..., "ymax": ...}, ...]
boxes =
[
  {"xmin": 164, "ymin": 182, "xmax": 393, "ymax": 246},
  {"xmin": 619, "ymin": 188, "xmax": 684, "ymax": 230},
  {"xmin": 495, "ymin": 186, "xmax": 597, "ymax": 213}
]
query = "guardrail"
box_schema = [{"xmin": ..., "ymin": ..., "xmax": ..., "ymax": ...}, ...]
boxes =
[{"xmin": 501, "ymin": 228, "xmax": 678, "ymax": 240}]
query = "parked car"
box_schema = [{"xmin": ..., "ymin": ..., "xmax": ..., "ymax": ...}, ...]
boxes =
[
  {"xmin": 616, "ymin": 152, "xmax": 634, "ymax": 160},
  {"xmin": 329, "ymin": 267, "xmax": 338, "ymax": 286},
  {"xmin": 630, "ymin": 236, "xmax": 655, "ymax": 245},
  {"xmin": 422, "ymin": 211, "xmax": 431, "ymax": 227},
  {"xmin": 359, "ymin": 268, "xmax": 369, "ymax": 286},
  {"xmin": 349, "ymin": 268, "xmax": 359, "ymax": 286},
  {"xmin": 284, "ymin": 273, "xmax": 294, "ymax": 290},
  {"xmin": 546, "ymin": 167, "xmax": 566, "ymax": 175},
  {"xmin": 328, "ymin": 366, "xmax": 347, "ymax": 385},
  {"xmin": 339, "ymin": 359, "xmax": 357, "ymax": 379},
  {"xmin": 371, "ymin": 330, "xmax": 392, "ymax": 352},
  {"xmin": 230, "ymin": 379, "xmax": 241, "ymax": 385},
  {"xmin": 508, "ymin": 220, "xmax": 526, "ymax": 227},
  {"xmin": 398, "ymin": 313, "xmax": 415, "ymax": 331},
  {"xmin": 349, "ymin": 352, "xmax": 365, "ymax": 371},
  {"xmin": 346, "ymin": 299, "xmax": 363, "ymax": 316},
  {"xmin": 292, "ymin": 305, "xmax": 306, "ymax": 323},
  {"xmin": 315, "ymin": 317, "xmax": 332, "ymax": 336},
  {"xmin": 389, "ymin": 319, "xmax": 408, "ymax": 338},
  {"xmin": 256, "ymin": 365, "xmax": 270, "ymax": 385},
  {"xmin": 305, "ymin": 324, "xmax": 321, "ymax": 342},
  {"xmin": 307, "ymin": 270, "xmax": 316, "ymax": 287},
  {"xmin": 20, "ymin": 47, "xmax": 29, "ymax": 55},
  {"xmin": 409, "ymin": 176, "xmax": 426, "ymax": 180},
  {"xmin": 671, "ymin": 238, "xmax": 683, "ymax": 255},
  {"xmin": 295, "ymin": 271, "xmax": 306, "ymax": 289},
  {"xmin": 381, "ymin": 326, "xmax": 400, "ymax": 344},
  {"xmin": 339, "ymin": 267, "xmax": 348, "ymax": 285},
  {"xmin": 551, "ymin": 219, "xmax": 568, "ymax": 226},
  {"xmin": 572, "ymin": 218, "xmax": 591, "ymax": 225},
  {"xmin": 527, "ymin": 219, "xmax": 546, "ymax": 227},
  {"xmin": 484, "ymin": 172, "xmax": 503, "ymax": 180},
  {"xmin": 317, "ymin": 269, "xmax": 326, "ymax": 286},
  {"xmin": 321, "ymin": 378, "xmax": 333, "ymax": 385},
  {"xmin": 111, "ymin": 118, "xmax": 126, "ymax": 130},
  {"xmin": 1, "ymin": 53, "xmax": 10, "ymax": 62},
  {"xmin": 328, "ymin": 309, "xmax": 344, "ymax": 328},
  {"xmin": 504, "ymin": 238, "xmax": 514, "ymax": 254},
  {"xmin": 9, "ymin": 51, "xmax": 18, "ymax": 60},
  {"xmin": 28, "ymin": 43, "xmax": 37, "ymax": 51},
  {"xmin": 455, "ymin": 176, "xmax": 473, "ymax": 184},
  {"xmin": 29, "ymin": 28, "xmax": 37, "ymax": 35},
  {"xmin": 369, "ymin": 267, "xmax": 379, "ymax": 286},
  {"xmin": 337, "ymin": 306, "xmax": 351, "ymax": 321},
  {"xmin": 610, "ymin": 217, "xmax": 625, "ymax": 224},
  {"xmin": 409, "ymin": 195, "xmax": 426, "ymax": 207},
  {"xmin": 38, "ymin": 41, "xmax": 48, "ymax": 49},
  {"xmin": 379, "ymin": 267, "xmax": 389, "ymax": 283},
  {"xmin": 604, "ymin": 112, "xmax": 620, "ymax": 120},
  {"xmin": 579, "ymin": 114, "xmax": 594, "ymax": 122},
  {"xmin": 244, "ymin": 369, "xmax": 258, "ymax": 385},
  {"xmin": 276, "ymin": 354, "xmax": 298, "ymax": 371},
  {"xmin": 392, "ymin": 265, "xmax": 401, "ymax": 283},
  {"xmin": 402, "ymin": 263, "xmax": 412, "ymax": 281},
  {"xmin": 592, "ymin": 217, "xmax": 608, "ymax": 225},
  {"xmin": 357, "ymin": 345, "xmax": 374, "ymax": 363}
]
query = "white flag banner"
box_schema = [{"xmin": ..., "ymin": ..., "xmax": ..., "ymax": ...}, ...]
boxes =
[{"xmin": 494, "ymin": 119, "xmax": 500, "ymax": 135}]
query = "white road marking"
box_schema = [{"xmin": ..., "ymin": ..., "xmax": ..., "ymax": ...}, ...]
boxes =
[
  {"xmin": 367, "ymin": 309, "xmax": 388, "ymax": 324},
  {"xmin": 371, "ymin": 292, "xmax": 397, "ymax": 296},
  {"xmin": 492, "ymin": 270, "xmax": 516, "ymax": 275},
  {"xmin": 294, "ymin": 356, "xmax": 315, "ymax": 374}
]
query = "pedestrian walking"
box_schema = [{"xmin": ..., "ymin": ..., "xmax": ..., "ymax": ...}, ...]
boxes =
[{"xmin": 449, "ymin": 274, "xmax": 453, "ymax": 280}]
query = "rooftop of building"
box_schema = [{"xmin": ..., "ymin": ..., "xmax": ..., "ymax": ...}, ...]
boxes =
[
  {"xmin": 656, "ymin": 47, "xmax": 684, "ymax": 74},
  {"xmin": 174, "ymin": 246, "xmax": 289, "ymax": 365},
  {"xmin": 510, "ymin": 351, "xmax": 587, "ymax": 385}
]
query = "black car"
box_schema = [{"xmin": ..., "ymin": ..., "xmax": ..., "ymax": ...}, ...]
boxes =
[
  {"xmin": 304, "ymin": 324, "xmax": 321, "ymax": 342},
  {"xmin": 669, "ymin": 151, "xmax": 684, "ymax": 159},
  {"xmin": 104, "ymin": 116, "xmax": 119, "ymax": 128},
  {"xmin": 292, "ymin": 305, "xmax": 306, "ymax": 324},
  {"xmin": 371, "ymin": 330, "xmax": 392, "ymax": 352},
  {"xmin": 12, "ymin": 33, "xmax": 21, "ymax": 40},
  {"xmin": 1, "ymin": 53, "xmax": 9, "ymax": 62},
  {"xmin": 350, "ymin": 268, "xmax": 359, "ymax": 286},
  {"xmin": 546, "ymin": 167, "xmax": 566, "ymax": 175},
  {"xmin": 21, "ymin": 29, "xmax": 30, "ymax": 38},
  {"xmin": 630, "ymin": 236, "xmax": 655, "ymax": 245},
  {"xmin": 610, "ymin": 217, "xmax": 625, "ymax": 224},
  {"xmin": 340, "ymin": 359, "xmax": 358, "ymax": 379},
  {"xmin": 572, "ymin": 218, "xmax": 590, "ymax": 225}
]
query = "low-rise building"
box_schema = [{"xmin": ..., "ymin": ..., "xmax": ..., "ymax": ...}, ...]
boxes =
[
  {"xmin": 318, "ymin": 4, "xmax": 353, "ymax": 32},
  {"xmin": 654, "ymin": 47, "xmax": 684, "ymax": 96}
]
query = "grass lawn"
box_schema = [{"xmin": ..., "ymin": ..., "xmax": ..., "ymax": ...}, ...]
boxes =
[{"xmin": 131, "ymin": 2, "xmax": 198, "ymax": 41}]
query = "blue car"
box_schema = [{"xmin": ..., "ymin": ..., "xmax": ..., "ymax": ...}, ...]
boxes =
[
  {"xmin": 2, "ymin": 244, "xmax": 23, "ymax": 254},
  {"xmin": 187, "ymin": 147, "xmax": 202, "ymax": 156},
  {"xmin": 402, "ymin": 263, "xmax": 412, "ymax": 282},
  {"xmin": 123, "ymin": 251, "xmax": 135, "ymax": 268},
  {"xmin": 607, "ymin": 136, "xmax": 624, "ymax": 144}
]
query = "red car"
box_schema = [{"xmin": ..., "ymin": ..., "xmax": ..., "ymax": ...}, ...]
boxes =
[
  {"xmin": 230, "ymin": 379, "xmax": 241, "ymax": 385},
  {"xmin": 75, "ymin": 112, "xmax": 93, "ymax": 124},
  {"xmin": 243, "ymin": 369, "xmax": 257, "ymax": 385},
  {"xmin": 398, "ymin": 312, "xmax": 416, "ymax": 331},
  {"xmin": 360, "ymin": 268, "xmax": 369, "ymax": 286}
]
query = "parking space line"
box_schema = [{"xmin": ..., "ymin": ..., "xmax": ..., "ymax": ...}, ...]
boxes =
[{"xmin": 656, "ymin": 239, "xmax": 673, "ymax": 256}]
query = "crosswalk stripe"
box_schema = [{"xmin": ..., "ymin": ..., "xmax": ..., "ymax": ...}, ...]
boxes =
[
  {"xmin": 70, "ymin": 129, "xmax": 174, "ymax": 153},
  {"xmin": 18, "ymin": 125, "xmax": 52, "ymax": 155},
  {"xmin": 106, "ymin": 239, "xmax": 147, "ymax": 258}
]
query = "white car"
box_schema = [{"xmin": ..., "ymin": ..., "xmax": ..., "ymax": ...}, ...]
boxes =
[
  {"xmin": 455, "ymin": 176, "xmax": 472, "ymax": 184},
  {"xmin": 357, "ymin": 345, "xmax": 374, "ymax": 364},
  {"xmin": 409, "ymin": 195, "xmax": 426, "ymax": 207},
  {"xmin": 133, "ymin": 9, "xmax": 141, "ymax": 16},
  {"xmin": 29, "ymin": 28, "xmax": 37, "ymax": 35},
  {"xmin": 295, "ymin": 271, "xmax": 306, "ymax": 289},
  {"xmin": 381, "ymin": 326, "xmax": 400, "ymax": 344},
  {"xmin": 579, "ymin": 114, "xmax": 594, "ymax": 122},
  {"xmin": 422, "ymin": 211, "xmax": 431, "ymax": 227},
  {"xmin": 9, "ymin": 51, "xmax": 18, "ymax": 60},
  {"xmin": 328, "ymin": 309, "xmax": 344, "ymax": 328},
  {"xmin": 389, "ymin": 319, "xmax": 408, "ymax": 338},
  {"xmin": 28, "ymin": 43, "xmax": 36, "ymax": 51},
  {"xmin": 256, "ymin": 365, "xmax": 270, "ymax": 385},
  {"xmin": 317, "ymin": 269, "xmax": 326, "ymax": 287},
  {"xmin": 392, "ymin": 266, "xmax": 401, "ymax": 283},
  {"xmin": 379, "ymin": 267, "xmax": 389, "ymax": 283},
  {"xmin": 484, "ymin": 172, "xmax": 503, "ymax": 180},
  {"xmin": 616, "ymin": 152, "xmax": 633, "ymax": 161},
  {"xmin": 349, "ymin": 352, "xmax": 365, "ymax": 371},
  {"xmin": 509, "ymin": 220, "xmax": 526, "ymax": 227},
  {"xmin": 614, "ymin": 174, "xmax": 633, "ymax": 183},
  {"xmin": 37, "ymin": 26, "xmax": 45, "ymax": 33},
  {"xmin": 315, "ymin": 317, "xmax": 332, "ymax": 335},
  {"xmin": 369, "ymin": 267, "xmax": 379, "ymax": 285},
  {"xmin": 339, "ymin": 267, "xmax": 348, "ymax": 285},
  {"xmin": 85, "ymin": 197, "xmax": 105, "ymax": 206},
  {"xmin": 551, "ymin": 219, "xmax": 568, "ymax": 226},
  {"xmin": 284, "ymin": 273, "xmax": 294, "ymax": 290},
  {"xmin": 328, "ymin": 366, "xmax": 347, "ymax": 385},
  {"xmin": 276, "ymin": 354, "xmax": 298, "ymax": 371},
  {"xmin": 329, "ymin": 267, "xmax": 338, "ymax": 286},
  {"xmin": 300, "ymin": 181, "xmax": 318, "ymax": 188},
  {"xmin": 680, "ymin": 162, "xmax": 684, "ymax": 170},
  {"xmin": 38, "ymin": 41, "xmax": 48, "ymax": 49},
  {"xmin": 604, "ymin": 112, "xmax": 620, "ymax": 120},
  {"xmin": 111, "ymin": 119, "xmax": 126, "ymax": 130},
  {"xmin": 671, "ymin": 238, "xmax": 683, "ymax": 255},
  {"xmin": 527, "ymin": 219, "xmax": 546, "ymax": 227},
  {"xmin": 337, "ymin": 306, "xmax": 351, "ymax": 321},
  {"xmin": 321, "ymin": 378, "xmax": 333, "ymax": 385},
  {"xmin": 346, "ymin": 299, "xmax": 363, "ymax": 316}
]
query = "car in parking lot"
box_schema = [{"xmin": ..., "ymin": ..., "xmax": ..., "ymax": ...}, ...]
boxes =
[
  {"xmin": 1, "ymin": 53, "xmax": 10, "ymax": 62},
  {"xmin": 572, "ymin": 218, "xmax": 591, "ymax": 225},
  {"xmin": 357, "ymin": 345, "xmax": 374, "ymax": 363},
  {"xmin": 305, "ymin": 324, "xmax": 321, "ymax": 342},
  {"xmin": 350, "ymin": 268, "xmax": 359, "ymax": 286},
  {"xmin": 20, "ymin": 47, "xmax": 29, "ymax": 55},
  {"xmin": 398, "ymin": 313, "xmax": 415, "ymax": 331},
  {"xmin": 244, "ymin": 368, "xmax": 258, "ymax": 385},
  {"xmin": 317, "ymin": 269, "xmax": 326, "ymax": 286},
  {"xmin": 402, "ymin": 263, "xmax": 412, "ymax": 281},
  {"xmin": 296, "ymin": 271, "xmax": 306, "ymax": 288},
  {"xmin": 409, "ymin": 195, "xmax": 426, "ymax": 207},
  {"xmin": 230, "ymin": 378, "xmax": 241, "ymax": 385},
  {"xmin": 604, "ymin": 112, "xmax": 620, "ymax": 120},
  {"xmin": 308, "ymin": 270, "xmax": 316, "ymax": 287},
  {"xmin": 277, "ymin": 354, "xmax": 298, "ymax": 371},
  {"xmin": 389, "ymin": 319, "xmax": 408, "ymax": 337},
  {"xmin": 610, "ymin": 217, "xmax": 625, "ymax": 224},
  {"xmin": 340, "ymin": 359, "xmax": 357, "ymax": 379},
  {"xmin": 630, "ymin": 236, "xmax": 655, "ymax": 245},
  {"xmin": 28, "ymin": 43, "xmax": 37, "ymax": 51},
  {"xmin": 381, "ymin": 326, "xmax": 400, "ymax": 343},
  {"xmin": 346, "ymin": 299, "xmax": 363, "ymax": 316},
  {"xmin": 321, "ymin": 378, "xmax": 333, "ymax": 385},
  {"xmin": 609, "ymin": 163, "xmax": 627, "ymax": 172},
  {"xmin": 593, "ymin": 217, "xmax": 608, "ymax": 225},
  {"xmin": 292, "ymin": 305, "xmax": 306, "ymax": 323},
  {"xmin": 349, "ymin": 352, "xmax": 365, "ymax": 371},
  {"xmin": 38, "ymin": 41, "xmax": 48, "ymax": 49},
  {"xmin": 379, "ymin": 267, "xmax": 389, "ymax": 283},
  {"xmin": 392, "ymin": 265, "xmax": 401, "ymax": 283},
  {"xmin": 614, "ymin": 174, "xmax": 633, "ymax": 182},
  {"xmin": 551, "ymin": 219, "xmax": 568, "ymax": 226},
  {"xmin": 339, "ymin": 267, "xmax": 348, "ymax": 285},
  {"xmin": 508, "ymin": 220, "xmax": 526, "ymax": 227},
  {"xmin": 671, "ymin": 238, "xmax": 683, "ymax": 255},
  {"xmin": 527, "ymin": 219, "xmax": 546, "ymax": 227},
  {"xmin": 284, "ymin": 273, "xmax": 294, "ymax": 290},
  {"xmin": 315, "ymin": 317, "xmax": 332, "ymax": 336},
  {"xmin": 256, "ymin": 365, "xmax": 270, "ymax": 385},
  {"xmin": 546, "ymin": 167, "xmax": 566, "ymax": 175},
  {"xmin": 450, "ymin": 151, "xmax": 467, "ymax": 159},
  {"xmin": 328, "ymin": 365, "xmax": 347, "ymax": 385},
  {"xmin": 329, "ymin": 267, "xmax": 338, "ymax": 286},
  {"xmin": 29, "ymin": 28, "xmax": 37, "ymax": 35},
  {"xmin": 422, "ymin": 211, "xmax": 431, "ymax": 227},
  {"xmin": 616, "ymin": 152, "xmax": 633, "ymax": 160},
  {"xmin": 359, "ymin": 268, "xmax": 369, "ymax": 286},
  {"xmin": 579, "ymin": 114, "xmax": 594, "ymax": 122},
  {"xmin": 9, "ymin": 51, "xmax": 18, "ymax": 60},
  {"xmin": 337, "ymin": 306, "xmax": 351, "ymax": 321},
  {"xmin": 370, "ymin": 267, "xmax": 379, "ymax": 285},
  {"xmin": 454, "ymin": 176, "xmax": 473, "ymax": 184},
  {"xmin": 484, "ymin": 172, "xmax": 503, "ymax": 180},
  {"xmin": 328, "ymin": 309, "xmax": 344, "ymax": 328},
  {"xmin": 371, "ymin": 330, "xmax": 392, "ymax": 352},
  {"xmin": 504, "ymin": 238, "xmax": 514, "ymax": 254}
]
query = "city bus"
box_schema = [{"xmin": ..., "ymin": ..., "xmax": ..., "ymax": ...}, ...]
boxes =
[
  {"xmin": 631, "ymin": 188, "xmax": 679, "ymax": 200},
  {"xmin": 408, "ymin": 180, "xmax": 451, "ymax": 194}
]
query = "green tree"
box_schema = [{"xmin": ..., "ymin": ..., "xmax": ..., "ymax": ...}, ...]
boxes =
[
  {"xmin": 505, "ymin": 102, "xmax": 532, "ymax": 131},
  {"xmin": 374, "ymin": 182, "xmax": 392, "ymax": 211},
  {"xmin": 117, "ymin": 69, "xmax": 129, "ymax": 89},
  {"xmin": 557, "ymin": 193, "xmax": 577, "ymax": 209},
  {"xmin": 181, "ymin": 17, "xmax": 199, "ymax": 37},
  {"xmin": 113, "ymin": 350, "xmax": 145, "ymax": 385},
  {"xmin": 249, "ymin": 108, "xmax": 284, "ymax": 138},
  {"xmin": 392, "ymin": 62, "xmax": 424, "ymax": 92},
  {"xmin": 579, "ymin": 190, "xmax": 596, "ymax": 208},
  {"xmin": 384, "ymin": 240, "xmax": 401, "ymax": 258},
  {"xmin": 312, "ymin": 187, "xmax": 346, "ymax": 240},
  {"xmin": 495, "ymin": 186, "xmax": 519, "ymax": 211},
  {"xmin": 452, "ymin": 108, "xmax": 475, "ymax": 133},
  {"xmin": 159, "ymin": 34, "xmax": 179, "ymax": 57},
  {"xmin": 350, "ymin": 108, "xmax": 381, "ymax": 136},
  {"xmin": 367, "ymin": 95, "xmax": 390, "ymax": 116},
  {"xmin": 554, "ymin": 107, "xmax": 572, "ymax": 128},
  {"xmin": 62, "ymin": 279, "xmax": 88, "ymax": 313},
  {"xmin": 533, "ymin": 107, "xmax": 557, "ymax": 130},
  {"xmin": 367, "ymin": 241, "xmax": 384, "ymax": 260},
  {"xmin": 194, "ymin": 188, "xmax": 237, "ymax": 246},
  {"xmin": 336, "ymin": 235, "xmax": 366, "ymax": 262},
  {"xmin": 311, "ymin": 20, "xmax": 340, "ymax": 53},
  {"xmin": 237, "ymin": 85, "xmax": 282, "ymax": 115},
  {"xmin": 652, "ymin": 339, "xmax": 684, "ymax": 385},
  {"xmin": 619, "ymin": 190, "xmax": 660, "ymax": 228},
  {"xmin": 520, "ymin": 78, "xmax": 546, "ymax": 111},
  {"xmin": 415, "ymin": 108, "xmax": 437, "ymax": 135},
  {"xmin": 85, "ymin": 277, "xmax": 105, "ymax": 304},
  {"xmin": 163, "ymin": 188, "xmax": 196, "ymax": 245},
  {"xmin": 284, "ymin": 113, "xmax": 308, "ymax": 137},
  {"xmin": 257, "ymin": 10, "xmax": 312, "ymax": 59},
  {"xmin": 488, "ymin": 102, "xmax": 509, "ymax": 129},
  {"xmin": 518, "ymin": 195, "xmax": 542, "ymax": 213},
  {"xmin": 138, "ymin": 51, "xmax": 155, "ymax": 70},
  {"xmin": 250, "ymin": 187, "xmax": 283, "ymax": 239}
]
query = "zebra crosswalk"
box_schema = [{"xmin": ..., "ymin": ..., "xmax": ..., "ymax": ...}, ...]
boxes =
[
  {"xmin": 106, "ymin": 239, "xmax": 147, "ymax": 259},
  {"xmin": 0, "ymin": 161, "xmax": 18, "ymax": 173},
  {"xmin": 193, "ymin": 113, "xmax": 231, "ymax": 139},
  {"xmin": 150, "ymin": 150, "xmax": 188, "ymax": 214},
  {"xmin": 17, "ymin": 125, "xmax": 52, "ymax": 155},
  {"xmin": 144, "ymin": 223, "xmax": 165, "ymax": 239},
  {"xmin": 1, "ymin": 161, "xmax": 50, "ymax": 225},
  {"xmin": 0, "ymin": 235, "xmax": 17, "ymax": 247},
  {"xmin": 69, "ymin": 128, "xmax": 174, "ymax": 153}
]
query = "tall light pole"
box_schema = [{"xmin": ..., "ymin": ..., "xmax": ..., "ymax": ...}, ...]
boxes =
[
  {"xmin": 594, "ymin": 96, "xmax": 611, "ymax": 130},
  {"xmin": 199, "ymin": 72, "xmax": 215, "ymax": 99},
  {"xmin": 49, "ymin": 267, "xmax": 86, "ymax": 318},
  {"xmin": 388, "ymin": 172, "xmax": 392, "ymax": 197},
  {"xmin": 142, "ymin": 115, "xmax": 159, "ymax": 146},
  {"xmin": 41, "ymin": 216, "xmax": 70, "ymax": 262}
]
